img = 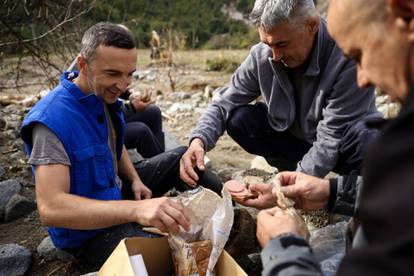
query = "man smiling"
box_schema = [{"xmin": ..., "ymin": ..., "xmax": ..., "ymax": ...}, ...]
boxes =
[{"xmin": 20, "ymin": 22, "xmax": 192, "ymax": 267}]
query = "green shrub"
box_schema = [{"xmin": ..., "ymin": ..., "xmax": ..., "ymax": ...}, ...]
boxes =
[{"xmin": 206, "ymin": 56, "xmax": 240, "ymax": 73}]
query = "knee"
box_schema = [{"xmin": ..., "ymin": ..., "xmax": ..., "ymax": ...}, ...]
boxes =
[
  {"xmin": 126, "ymin": 122, "xmax": 153, "ymax": 138},
  {"xmin": 226, "ymin": 106, "xmax": 249, "ymax": 136},
  {"xmin": 147, "ymin": 105, "xmax": 162, "ymax": 121}
]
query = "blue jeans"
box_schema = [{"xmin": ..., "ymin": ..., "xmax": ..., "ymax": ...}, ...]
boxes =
[{"xmin": 226, "ymin": 103, "xmax": 378, "ymax": 175}]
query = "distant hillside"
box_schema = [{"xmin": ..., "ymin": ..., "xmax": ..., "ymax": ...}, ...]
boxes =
[{"xmin": 90, "ymin": 0, "xmax": 256, "ymax": 49}]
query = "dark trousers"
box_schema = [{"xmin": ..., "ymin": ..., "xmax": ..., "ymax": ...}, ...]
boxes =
[
  {"xmin": 226, "ymin": 103, "xmax": 378, "ymax": 175},
  {"xmin": 124, "ymin": 105, "xmax": 165, "ymax": 158},
  {"xmin": 64, "ymin": 146, "xmax": 222, "ymax": 268}
]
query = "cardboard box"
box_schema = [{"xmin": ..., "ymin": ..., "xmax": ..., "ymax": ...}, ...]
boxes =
[{"xmin": 98, "ymin": 236, "xmax": 247, "ymax": 276}]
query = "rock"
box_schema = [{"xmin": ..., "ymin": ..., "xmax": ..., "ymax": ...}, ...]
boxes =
[
  {"xmin": 167, "ymin": 103, "xmax": 193, "ymax": 114},
  {"xmin": 203, "ymin": 85, "xmax": 214, "ymax": 100},
  {"xmin": 128, "ymin": 149, "xmax": 143, "ymax": 164},
  {"xmin": 4, "ymin": 194, "xmax": 36, "ymax": 222},
  {"xmin": 170, "ymin": 91, "xmax": 191, "ymax": 101},
  {"xmin": 0, "ymin": 244, "xmax": 31, "ymax": 276},
  {"xmin": 216, "ymin": 167, "xmax": 241, "ymax": 182},
  {"xmin": 0, "ymin": 117, "xmax": 6, "ymax": 130},
  {"xmin": 309, "ymin": 221, "xmax": 347, "ymax": 262},
  {"xmin": 164, "ymin": 131, "xmax": 182, "ymax": 151},
  {"xmin": 0, "ymin": 179, "xmax": 22, "ymax": 219},
  {"xmin": 0, "ymin": 164, "xmax": 5, "ymax": 179},
  {"xmin": 225, "ymin": 207, "xmax": 259, "ymax": 261},
  {"xmin": 12, "ymin": 140, "xmax": 25, "ymax": 152},
  {"xmin": 250, "ymin": 156, "xmax": 278, "ymax": 174},
  {"xmin": 37, "ymin": 236, "xmax": 75, "ymax": 261}
]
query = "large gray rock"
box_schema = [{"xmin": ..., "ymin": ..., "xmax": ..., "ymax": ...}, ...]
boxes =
[
  {"xmin": 167, "ymin": 103, "xmax": 193, "ymax": 114},
  {"xmin": 225, "ymin": 207, "xmax": 260, "ymax": 270},
  {"xmin": 164, "ymin": 131, "xmax": 181, "ymax": 151},
  {"xmin": 216, "ymin": 167, "xmax": 241, "ymax": 183},
  {"xmin": 0, "ymin": 179, "xmax": 21, "ymax": 219},
  {"xmin": 0, "ymin": 244, "xmax": 32, "ymax": 276},
  {"xmin": 37, "ymin": 236, "xmax": 75, "ymax": 261},
  {"xmin": 4, "ymin": 194, "xmax": 36, "ymax": 222},
  {"xmin": 309, "ymin": 221, "xmax": 348, "ymax": 262}
]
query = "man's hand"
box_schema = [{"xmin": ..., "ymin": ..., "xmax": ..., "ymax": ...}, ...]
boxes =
[
  {"xmin": 131, "ymin": 179, "xmax": 152, "ymax": 200},
  {"xmin": 276, "ymin": 171, "xmax": 330, "ymax": 211},
  {"xmin": 129, "ymin": 90, "xmax": 154, "ymax": 112},
  {"xmin": 240, "ymin": 183, "xmax": 277, "ymax": 209},
  {"xmin": 135, "ymin": 197, "xmax": 191, "ymax": 234},
  {"xmin": 179, "ymin": 138, "xmax": 205, "ymax": 187},
  {"xmin": 257, "ymin": 207, "xmax": 304, "ymax": 247}
]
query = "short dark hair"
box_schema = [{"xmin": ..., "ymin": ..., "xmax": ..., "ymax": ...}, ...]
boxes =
[{"xmin": 80, "ymin": 22, "xmax": 136, "ymax": 62}]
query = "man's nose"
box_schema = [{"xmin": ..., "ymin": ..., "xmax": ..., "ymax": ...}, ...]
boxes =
[
  {"xmin": 272, "ymin": 47, "xmax": 283, "ymax": 61},
  {"xmin": 116, "ymin": 75, "xmax": 132, "ymax": 91},
  {"xmin": 356, "ymin": 65, "xmax": 371, "ymax": 88}
]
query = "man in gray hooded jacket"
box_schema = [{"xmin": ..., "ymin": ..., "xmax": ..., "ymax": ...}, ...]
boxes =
[{"xmin": 179, "ymin": 0, "xmax": 380, "ymax": 185}]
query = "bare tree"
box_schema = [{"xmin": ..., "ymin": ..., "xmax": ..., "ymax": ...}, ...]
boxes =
[{"xmin": 0, "ymin": 0, "xmax": 94, "ymax": 93}]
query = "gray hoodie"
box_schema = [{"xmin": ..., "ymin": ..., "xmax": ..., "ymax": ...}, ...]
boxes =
[{"xmin": 190, "ymin": 20, "xmax": 379, "ymax": 177}]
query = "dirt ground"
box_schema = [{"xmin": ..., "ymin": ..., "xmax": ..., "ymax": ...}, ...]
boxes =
[{"xmin": 0, "ymin": 49, "xmax": 260, "ymax": 275}]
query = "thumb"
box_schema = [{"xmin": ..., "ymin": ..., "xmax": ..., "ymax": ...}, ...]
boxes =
[
  {"xmin": 194, "ymin": 150, "xmax": 205, "ymax": 171},
  {"xmin": 279, "ymin": 185, "xmax": 299, "ymax": 198}
]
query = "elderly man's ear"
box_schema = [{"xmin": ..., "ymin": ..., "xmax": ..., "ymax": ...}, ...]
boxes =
[{"xmin": 389, "ymin": 0, "xmax": 414, "ymax": 41}]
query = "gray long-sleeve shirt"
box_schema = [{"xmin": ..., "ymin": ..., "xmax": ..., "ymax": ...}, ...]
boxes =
[{"xmin": 190, "ymin": 19, "xmax": 379, "ymax": 177}]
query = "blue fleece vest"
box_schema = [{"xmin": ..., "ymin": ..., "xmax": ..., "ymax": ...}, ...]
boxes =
[{"xmin": 20, "ymin": 72, "xmax": 125, "ymax": 248}]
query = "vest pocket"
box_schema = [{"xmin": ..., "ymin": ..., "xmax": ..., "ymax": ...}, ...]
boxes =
[{"xmin": 73, "ymin": 145, "xmax": 111, "ymax": 194}]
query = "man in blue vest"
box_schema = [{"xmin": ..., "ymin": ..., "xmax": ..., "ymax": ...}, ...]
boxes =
[{"xmin": 20, "ymin": 22, "xmax": 195, "ymax": 267}]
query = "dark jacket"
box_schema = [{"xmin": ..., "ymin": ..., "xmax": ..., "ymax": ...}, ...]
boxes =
[{"xmin": 261, "ymin": 87, "xmax": 414, "ymax": 276}]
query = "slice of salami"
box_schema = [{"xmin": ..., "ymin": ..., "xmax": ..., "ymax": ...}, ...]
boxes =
[{"xmin": 224, "ymin": 180, "xmax": 246, "ymax": 193}]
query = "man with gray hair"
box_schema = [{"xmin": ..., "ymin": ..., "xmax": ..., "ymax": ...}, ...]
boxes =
[{"xmin": 180, "ymin": 0, "xmax": 380, "ymax": 186}]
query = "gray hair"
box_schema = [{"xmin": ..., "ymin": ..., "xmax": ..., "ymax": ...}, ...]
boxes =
[
  {"xmin": 250, "ymin": 0, "xmax": 317, "ymax": 31},
  {"xmin": 80, "ymin": 22, "xmax": 136, "ymax": 62}
]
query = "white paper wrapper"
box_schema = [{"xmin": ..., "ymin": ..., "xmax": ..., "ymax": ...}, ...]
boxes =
[{"xmin": 168, "ymin": 187, "xmax": 234, "ymax": 276}]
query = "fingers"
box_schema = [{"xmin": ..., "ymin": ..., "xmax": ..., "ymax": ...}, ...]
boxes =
[
  {"xmin": 249, "ymin": 183, "xmax": 272, "ymax": 193},
  {"xmin": 143, "ymin": 188, "xmax": 152, "ymax": 199},
  {"xmin": 279, "ymin": 185, "xmax": 299, "ymax": 198},
  {"xmin": 149, "ymin": 199, "xmax": 191, "ymax": 233},
  {"xmin": 194, "ymin": 150, "xmax": 205, "ymax": 171},
  {"xmin": 179, "ymin": 156, "xmax": 198, "ymax": 187},
  {"xmin": 276, "ymin": 171, "xmax": 298, "ymax": 186}
]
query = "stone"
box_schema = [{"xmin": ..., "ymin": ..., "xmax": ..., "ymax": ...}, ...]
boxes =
[
  {"xmin": 309, "ymin": 221, "xmax": 347, "ymax": 262},
  {"xmin": 4, "ymin": 194, "xmax": 37, "ymax": 222},
  {"xmin": 170, "ymin": 91, "xmax": 191, "ymax": 101},
  {"xmin": 164, "ymin": 131, "xmax": 182, "ymax": 151},
  {"xmin": 128, "ymin": 149, "xmax": 143, "ymax": 164},
  {"xmin": 167, "ymin": 103, "xmax": 193, "ymax": 114},
  {"xmin": 250, "ymin": 156, "xmax": 278, "ymax": 174},
  {"xmin": 225, "ymin": 208, "xmax": 261, "ymax": 274},
  {"xmin": 216, "ymin": 167, "xmax": 241, "ymax": 182},
  {"xmin": 0, "ymin": 164, "xmax": 5, "ymax": 179},
  {"xmin": 0, "ymin": 244, "xmax": 31, "ymax": 276},
  {"xmin": 12, "ymin": 140, "xmax": 25, "ymax": 152},
  {"xmin": 0, "ymin": 179, "xmax": 21, "ymax": 219},
  {"xmin": 203, "ymin": 85, "xmax": 214, "ymax": 100},
  {"xmin": 225, "ymin": 207, "xmax": 260, "ymax": 260},
  {"xmin": 37, "ymin": 236, "xmax": 75, "ymax": 261},
  {"xmin": 0, "ymin": 117, "xmax": 6, "ymax": 130}
]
